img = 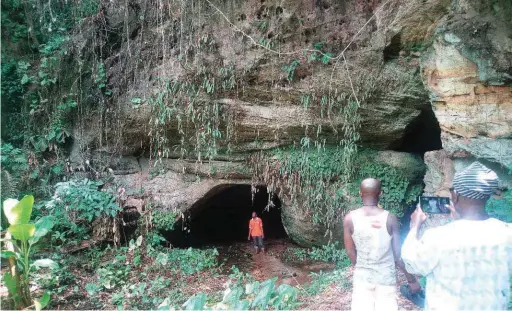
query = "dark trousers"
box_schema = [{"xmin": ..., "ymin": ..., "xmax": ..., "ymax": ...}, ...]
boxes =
[{"xmin": 252, "ymin": 236, "xmax": 264, "ymax": 249}]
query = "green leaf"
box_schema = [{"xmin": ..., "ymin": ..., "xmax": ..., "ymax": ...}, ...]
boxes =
[
  {"xmin": 8, "ymin": 224, "xmax": 36, "ymax": 241},
  {"xmin": 234, "ymin": 299, "xmax": 250, "ymax": 310},
  {"xmin": 2, "ymin": 199, "xmax": 19, "ymax": 225},
  {"xmin": 2, "ymin": 272, "xmax": 17, "ymax": 297},
  {"xmin": 222, "ymin": 286, "xmax": 243, "ymax": 305},
  {"xmin": 40, "ymin": 292, "xmax": 51, "ymax": 309},
  {"xmin": 131, "ymin": 97, "xmax": 143, "ymax": 104},
  {"xmin": 272, "ymin": 284, "xmax": 298, "ymax": 308},
  {"xmin": 251, "ymin": 278, "xmax": 276, "ymax": 309},
  {"xmin": 21, "ymin": 74, "xmax": 31, "ymax": 85},
  {"xmin": 245, "ymin": 281, "xmax": 259, "ymax": 295},
  {"xmin": 183, "ymin": 293, "xmax": 207, "ymax": 310},
  {"xmin": 30, "ymin": 216, "xmax": 55, "ymax": 245},
  {"xmin": 3, "ymin": 195, "xmax": 34, "ymax": 225},
  {"xmin": 32, "ymin": 259, "xmax": 58, "ymax": 270},
  {"xmin": 136, "ymin": 235, "xmax": 143, "ymax": 247},
  {"xmin": 157, "ymin": 297, "xmax": 174, "ymax": 310},
  {"xmin": 1, "ymin": 251, "xmax": 17, "ymax": 259}
]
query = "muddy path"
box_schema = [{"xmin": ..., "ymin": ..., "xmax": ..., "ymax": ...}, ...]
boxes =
[{"xmin": 212, "ymin": 238, "xmax": 336, "ymax": 285}]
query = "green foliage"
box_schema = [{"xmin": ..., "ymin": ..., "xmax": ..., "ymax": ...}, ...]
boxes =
[
  {"xmin": 487, "ymin": 190, "xmax": 512, "ymax": 223},
  {"xmin": 1, "ymin": 0, "xmax": 96, "ymax": 201},
  {"xmin": 1, "ymin": 195, "xmax": 55, "ymax": 310},
  {"xmin": 149, "ymin": 78, "xmax": 233, "ymax": 162},
  {"xmin": 347, "ymin": 150, "xmax": 423, "ymax": 217},
  {"xmin": 42, "ymin": 179, "xmax": 121, "ymax": 245},
  {"xmin": 282, "ymin": 60, "xmax": 300, "ymax": 82},
  {"xmin": 282, "ymin": 248, "xmax": 308, "ymax": 262},
  {"xmin": 152, "ymin": 210, "xmax": 178, "ymax": 231},
  {"xmin": 308, "ymin": 42, "xmax": 333, "ymax": 64},
  {"xmin": 96, "ymin": 258, "xmax": 130, "ymax": 290},
  {"xmin": 165, "ymin": 247, "xmax": 219, "ymax": 275},
  {"xmin": 169, "ymin": 277, "xmax": 299, "ymax": 310},
  {"xmin": 1, "ymin": 143, "xmax": 29, "ymax": 182},
  {"xmin": 309, "ymin": 241, "xmax": 352, "ymax": 268},
  {"xmin": 34, "ymin": 258, "xmax": 75, "ymax": 297},
  {"xmin": 95, "ymin": 62, "xmax": 112, "ymax": 96},
  {"xmin": 254, "ymin": 147, "xmax": 422, "ymax": 234},
  {"xmin": 259, "ymin": 38, "xmax": 275, "ymax": 49},
  {"xmin": 282, "ymin": 242, "xmax": 351, "ymax": 269},
  {"xmin": 306, "ymin": 269, "xmax": 351, "ymax": 295}
]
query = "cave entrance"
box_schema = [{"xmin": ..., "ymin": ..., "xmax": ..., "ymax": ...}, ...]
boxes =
[
  {"xmin": 394, "ymin": 108, "xmax": 442, "ymax": 155},
  {"xmin": 167, "ymin": 185, "xmax": 287, "ymax": 248}
]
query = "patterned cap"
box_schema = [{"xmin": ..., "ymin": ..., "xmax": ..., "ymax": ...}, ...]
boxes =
[{"xmin": 452, "ymin": 162, "xmax": 499, "ymax": 200}]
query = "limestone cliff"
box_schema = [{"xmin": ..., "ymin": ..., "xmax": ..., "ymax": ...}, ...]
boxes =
[
  {"xmin": 421, "ymin": 0, "xmax": 511, "ymax": 197},
  {"xmin": 64, "ymin": 0, "xmax": 511, "ymax": 246}
]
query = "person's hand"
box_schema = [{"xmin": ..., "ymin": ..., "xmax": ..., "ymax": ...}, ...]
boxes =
[
  {"xmin": 248, "ymin": 236, "xmax": 251, "ymax": 241},
  {"xmin": 410, "ymin": 204, "xmax": 427, "ymax": 229},
  {"xmin": 262, "ymin": 235, "xmax": 264, "ymax": 239},
  {"xmin": 446, "ymin": 202, "xmax": 459, "ymax": 220},
  {"xmin": 408, "ymin": 280, "xmax": 422, "ymax": 294}
]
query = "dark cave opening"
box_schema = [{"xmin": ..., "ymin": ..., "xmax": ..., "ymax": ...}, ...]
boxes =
[
  {"xmin": 394, "ymin": 108, "xmax": 442, "ymax": 155},
  {"xmin": 166, "ymin": 185, "xmax": 287, "ymax": 248}
]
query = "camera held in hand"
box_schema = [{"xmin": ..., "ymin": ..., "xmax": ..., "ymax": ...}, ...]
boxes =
[{"xmin": 418, "ymin": 196, "xmax": 451, "ymax": 214}]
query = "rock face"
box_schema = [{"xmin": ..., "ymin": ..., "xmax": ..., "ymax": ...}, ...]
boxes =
[
  {"xmin": 70, "ymin": 0, "xmax": 454, "ymax": 162},
  {"xmin": 420, "ymin": 0, "xmax": 512, "ymax": 195},
  {"xmin": 65, "ymin": 0, "xmax": 512, "ymax": 246}
]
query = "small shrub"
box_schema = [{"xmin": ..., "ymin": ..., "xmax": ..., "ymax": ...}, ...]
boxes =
[
  {"xmin": 166, "ymin": 247, "xmax": 219, "ymax": 275},
  {"xmin": 309, "ymin": 241, "xmax": 352, "ymax": 268},
  {"xmin": 42, "ymin": 179, "xmax": 121, "ymax": 245},
  {"xmin": 152, "ymin": 210, "xmax": 178, "ymax": 231}
]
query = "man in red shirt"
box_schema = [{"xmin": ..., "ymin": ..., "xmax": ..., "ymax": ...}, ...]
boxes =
[{"xmin": 248, "ymin": 211, "xmax": 265, "ymax": 254}]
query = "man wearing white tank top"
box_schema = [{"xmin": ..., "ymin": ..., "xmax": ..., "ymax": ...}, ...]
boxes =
[{"xmin": 343, "ymin": 178, "xmax": 420, "ymax": 311}]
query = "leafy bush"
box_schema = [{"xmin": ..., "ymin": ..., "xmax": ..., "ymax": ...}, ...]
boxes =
[
  {"xmin": 309, "ymin": 241, "xmax": 352, "ymax": 268},
  {"xmin": 165, "ymin": 247, "xmax": 219, "ymax": 275},
  {"xmin": 283, "ymin": 242, "xmax": 351, "ymax": 269},
  {"xmin": 282, "ymin": 248, "xmax": 308, "ymax": 262},
  {"xmin": 160, "ymin": 277, "xmax": 299, "ymax": 310},
  {"xmin": 152, "ymin": 210, "xmax": 178, "ymax": 231},
  {"xmin": 42, "ymin": 179, "xmax": 121, "ymax": 245}
]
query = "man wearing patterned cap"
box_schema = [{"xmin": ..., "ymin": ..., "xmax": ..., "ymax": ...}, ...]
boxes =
[{"xmin": 402, "ymin": 162, "xmax": 512, "ymax": 310}]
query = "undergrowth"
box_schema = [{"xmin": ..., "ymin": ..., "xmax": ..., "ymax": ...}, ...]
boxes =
[{"xmin": 251, "ymin": 147, "xmax": 423, "ymax": 237}]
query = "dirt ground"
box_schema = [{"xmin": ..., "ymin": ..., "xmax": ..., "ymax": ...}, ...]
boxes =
[
  {"xmin": 0, "ymin": 238, "xmax": 421, "ymax": 310},
  {"xmin": 217, "ymin": 238, "xmax": 421, "ymax": 310}
]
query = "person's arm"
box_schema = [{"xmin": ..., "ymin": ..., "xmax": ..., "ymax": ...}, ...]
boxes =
[
  {"xmin": 343, "ymin": 212, "xmax": 357, "ymax": 265},
  {"xmin": 248, "ymin": 221, "xmax": 252, "ymax": 240},
  {"xmin": 388, "ymin": 213, "xmax": 421, "ymax": 292},
  {"xmin": 401, "ymin": 205, "xmax": 440, "ymax": 276},
  {"xmin": 260, "ymin": 220, "xmax": 264, "ymax": 239}
]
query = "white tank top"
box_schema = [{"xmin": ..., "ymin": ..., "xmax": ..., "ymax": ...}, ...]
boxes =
[{"xmin": 351, "ymin": 209, "xmax": 397, "ymax": 286}]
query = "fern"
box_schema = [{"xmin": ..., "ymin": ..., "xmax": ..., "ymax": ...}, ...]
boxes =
[{"xmin": 1, "ymin": 170, "xmax": 18, "ymax": 200}]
